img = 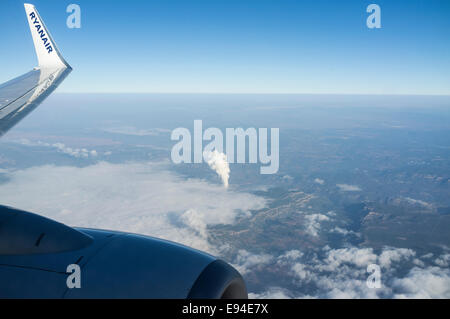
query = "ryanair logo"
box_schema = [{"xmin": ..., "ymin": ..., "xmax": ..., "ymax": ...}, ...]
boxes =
[{"xmin": 29, "ymin": 12, "xmax": 53, "ymax": 54}]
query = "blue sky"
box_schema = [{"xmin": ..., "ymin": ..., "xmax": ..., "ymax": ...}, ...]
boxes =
[{"xmin": 1, "ymin": 0, "xmax": 450, "ymax": 94}]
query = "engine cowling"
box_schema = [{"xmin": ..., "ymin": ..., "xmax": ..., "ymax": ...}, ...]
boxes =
[{"xmin": 0, "ymin": 205, "xmax": 247, "ymax": 299}]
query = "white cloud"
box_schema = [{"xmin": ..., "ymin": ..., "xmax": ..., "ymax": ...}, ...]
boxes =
[
  {"xmin": 321, "ymin": 247, "xmax": 377, "ymax": 270},
  {"xmin": 304, "ymin": 213, "xmax": 330, "ymax": 237},
  {"xmin": 14, "ymin": 139, "xmax": 99, "ymax": 158},
  {"xmin": 53, "ymin": 142, "xmax": 97, "ymax": 158},
  {"xmin": 287, "ymin": 247, "xmax": 414, "ymax": 298},
  {"xmin": 392, "ymin": 267, "xmax": 450, "ymax": 298},
  {"xmin": 336, "ymin": 184, "xmax": 361, "ymax": 192},
  {"xmin": 292, "ymin": 263, "xmax": 311, "ymax": 281},
  {"xmin": 434, "ymin": 253, "xmax": 450, "ymax": 267},
  {"xmin": 247, "ymin": 246, "xmax": 446, "ymax": 299},
  {"xmin": 413, "ymin": 258, "xmax": 426, "ymax": 267},
  {"xmin": 180, "ymin": 209, "xmax": 208, "ymax": 239},
  {"xmin": 321, "ymin": 278, "xmax": 382, "ymax": 299},
  {"xmin": 314, "ymin": 178, "xmax": 324, "ymax": 185},
  {"xmin": 233, "ymin": 250, "xmax": 274, "ymax": 275},
  {"xmin": 0, "ymin": 161, "xmax": 266, "ymax": 253},
  {"xmin": 330, "ymin": 226, "xmax": 352, "ymax": 236},
  {"xmin": 379, "ymin": 248, "xmax": 415, "ymax": 269},
  {"xmin": 402, "ymin": 197, "xmax": 433, "ymax": 209},
  {"xmin": 279, "ymin": 250, "xmax": 303, "ymax": 261}
]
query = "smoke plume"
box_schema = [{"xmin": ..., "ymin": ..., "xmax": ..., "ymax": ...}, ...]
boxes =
[{"xmin": 203, "ymin": 150, "xmax": 230, "ymax": 188}]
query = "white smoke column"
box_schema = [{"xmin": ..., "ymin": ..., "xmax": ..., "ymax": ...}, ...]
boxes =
[{"xmin": 203, "ymin": 150, "xmax": 230, "ymax": 188}]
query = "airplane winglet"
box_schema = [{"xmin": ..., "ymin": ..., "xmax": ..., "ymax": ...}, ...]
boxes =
[{"xmin": 24, "ymin": 3, "xmax": 70, "ymax": 69}]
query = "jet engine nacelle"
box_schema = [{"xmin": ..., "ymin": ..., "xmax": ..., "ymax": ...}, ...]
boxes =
[{"xmin": 0, "ymin": 205, "xmax": 247, "ymax": 298}]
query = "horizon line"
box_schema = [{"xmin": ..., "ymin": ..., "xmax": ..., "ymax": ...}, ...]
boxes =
[{"xmin": 54, "ymin": 92, "xmax": 450, "ymax": 97}]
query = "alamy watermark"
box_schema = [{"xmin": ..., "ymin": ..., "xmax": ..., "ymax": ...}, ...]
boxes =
[
  {"xmin": 66, "ymin": 4, "xmax": 81, "ymax": 29},
  {"xmin": 366, "ymin": 4, "xmax": 381, "ymax": 29},
  {"xmin": 65, "ymin": 3, "xmax": 381, "ymax": 30},
  {"xmin": 66, "ymin": 264, "xmax": 81, "ymax": 289},
  {"xmin": 171, "ymin": 120, "xmax": 279, "ymax": 175}
]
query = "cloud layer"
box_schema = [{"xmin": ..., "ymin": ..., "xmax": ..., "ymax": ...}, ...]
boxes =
[
  {"xmin": 0, "ymin": 161, "xmax": 265, "ymax": 253},
  {"xmin": 336, "ymin": 184, "xmax": 362, "ymax": 192},
  {"xmin": 245, "ymin": 246, "xmax": 450, "ymax": 299},
  {"xmin": 13, "ymin": 138, "xmax": 99, "ymax": 158}
]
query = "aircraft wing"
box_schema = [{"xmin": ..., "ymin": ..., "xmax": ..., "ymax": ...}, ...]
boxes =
[{"xmin": 0, "ymin": 3, "xmax": 71, "ymax": 138}]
